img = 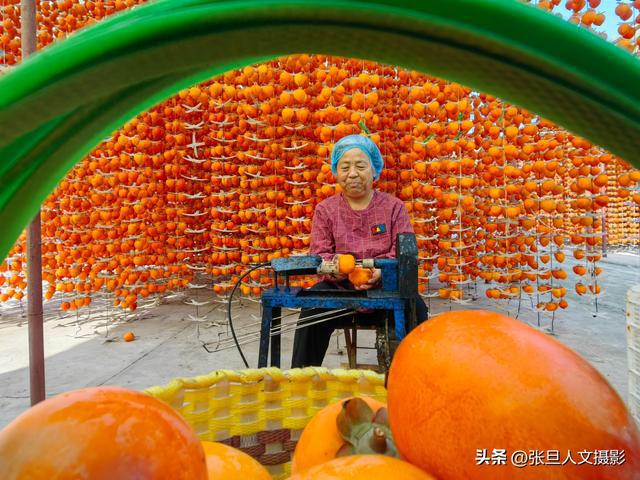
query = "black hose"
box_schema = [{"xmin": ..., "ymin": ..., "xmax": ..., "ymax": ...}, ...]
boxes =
[{"xmin": 227, "ymin": 262, "xmax": 271, "ymax": 368}]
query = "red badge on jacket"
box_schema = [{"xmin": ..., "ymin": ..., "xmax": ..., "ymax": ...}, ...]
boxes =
[{"xmin": 371, "ymin": 223, "xmax": 387, "ymax": 235}]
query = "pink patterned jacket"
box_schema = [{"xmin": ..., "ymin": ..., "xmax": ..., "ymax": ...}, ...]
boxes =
[{"xmin": 310, "ymin": 190, "xmax": 414, "ymax": 278}]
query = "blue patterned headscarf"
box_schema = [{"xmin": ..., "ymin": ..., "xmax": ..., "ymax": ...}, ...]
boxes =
[{"xmin": 330, "ymin": 134, "xmax": 384, "ymax": 180}]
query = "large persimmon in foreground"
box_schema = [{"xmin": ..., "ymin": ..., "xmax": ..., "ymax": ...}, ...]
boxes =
[
  {"xmin": 0, "ymin": 387, "xmax": 207, "ymax": 480},
  {"xmin": 387, "ymin": 309, "xmax": 640, "ymax": 479},
  {"xmin": 288, "ymin": 455, "xmax": 436, "ymax": 480}
]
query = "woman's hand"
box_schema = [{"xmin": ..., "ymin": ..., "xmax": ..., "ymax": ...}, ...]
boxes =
[{"xmin": 354, "ymin": 268, "xmax": 381, "ymax": 290}]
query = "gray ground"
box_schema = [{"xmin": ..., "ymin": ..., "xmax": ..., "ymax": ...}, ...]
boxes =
[{"xmin": 1, "ymin": 251, "xmax": 639, "ymax": 429}]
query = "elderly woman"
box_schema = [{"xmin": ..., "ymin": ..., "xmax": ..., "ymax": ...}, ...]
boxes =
[{"xmin": 291, "ymin": 134, "xmax": 428, "ymax": 368}]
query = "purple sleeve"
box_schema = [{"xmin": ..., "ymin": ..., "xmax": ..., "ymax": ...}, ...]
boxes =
[
  {"xmin": 309, "ymin": 203, "xmax": 335, "ymax": 261},
  {"xmin": 382, "ymin": 201, "xmax": 414, "ymax": 258}
]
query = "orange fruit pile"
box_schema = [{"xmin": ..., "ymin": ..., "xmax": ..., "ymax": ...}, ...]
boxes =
[
  {"xmin": 2, "ymin": 309, "xmax": 640, "ymax": 478},
  {"xmin": 289, "ymin": 309, "xmax": 640, "ymax": 479}
]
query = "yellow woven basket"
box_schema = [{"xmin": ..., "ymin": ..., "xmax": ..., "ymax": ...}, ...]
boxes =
[{"xmin": 145, "ymin": 367, "xmax": 387, "ymax": 479}]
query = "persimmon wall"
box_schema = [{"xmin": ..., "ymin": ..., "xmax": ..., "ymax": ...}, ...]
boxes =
[{"xmin": 0, "ymin": 0, "xmax": 639, "ymax": 312}]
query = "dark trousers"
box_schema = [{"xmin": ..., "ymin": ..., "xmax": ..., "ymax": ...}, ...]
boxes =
[{"xmin": 291, "ymin": 280, "xmax": 428, "ymax": 368}]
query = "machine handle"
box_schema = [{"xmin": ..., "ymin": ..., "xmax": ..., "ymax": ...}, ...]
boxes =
[{"xmin": 396, "ymin": 233, "xmax": 419, "ymax": 298}]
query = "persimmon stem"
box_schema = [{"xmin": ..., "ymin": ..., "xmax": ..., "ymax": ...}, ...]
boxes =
[{"xmin": 370, "ymin": 426, "xmax": 387, "ymax": 453}]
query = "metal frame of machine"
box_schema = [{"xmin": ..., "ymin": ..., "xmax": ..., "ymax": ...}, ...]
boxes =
[{"xmin": 258, "ymin": 233, "xmax": 420, "ymax": 368}]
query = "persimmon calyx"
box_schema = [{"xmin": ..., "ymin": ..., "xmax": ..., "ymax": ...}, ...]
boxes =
[{"xmin": 335, "ymin": 397, "xmax": 398, "ymax": 458}]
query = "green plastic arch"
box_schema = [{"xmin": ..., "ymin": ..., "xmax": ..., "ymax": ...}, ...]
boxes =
[{"xmin": 1, "ymin": 0, "xmax": 639, "ymax": 259}]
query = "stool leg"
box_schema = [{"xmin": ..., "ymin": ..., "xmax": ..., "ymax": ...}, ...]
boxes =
[
  {"xmin": 376, "ymin": 312, "xmax": 392, "ymax": 373},
  {"xmin": 351, "ymin": 327, "xmax": 358, "ymax": 369},
  {"xmin": 258, "ymin": 307, "xmax": 272, "ymax": 368},
  {"xmin": 343, "ymin": 329, "xmax": 352, "ymax": 366},
  {"xmin": 271, "ymin": 306, "xmax": 281, "ymax": 368},
  {"xmin": 344, "ymin": 328, "xmax": 357, "ymax": 369}
]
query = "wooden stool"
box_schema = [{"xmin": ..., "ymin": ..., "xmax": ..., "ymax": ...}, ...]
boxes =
[{"xmin": 342, "ymin": 324, "xmax": 382, "ymax": 372}]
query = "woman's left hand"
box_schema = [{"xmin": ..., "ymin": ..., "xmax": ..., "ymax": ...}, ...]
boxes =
[{"xmin": 354, "ymin": 268, "xmax": 381, "ymax": 290}]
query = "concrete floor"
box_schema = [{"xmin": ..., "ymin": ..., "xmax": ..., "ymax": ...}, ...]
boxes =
[{"xmin": 1, "ymin": 251, "xmax": 639, "ymax": 429}]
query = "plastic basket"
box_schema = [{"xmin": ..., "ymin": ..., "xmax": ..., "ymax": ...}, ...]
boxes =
[
  {"xmin": 145, "ymin": 367, "xmax": 386, "ymax": 479},
  {"xmin": 626, "ymin": 286, "xmax": 640, "ymax": 425}
]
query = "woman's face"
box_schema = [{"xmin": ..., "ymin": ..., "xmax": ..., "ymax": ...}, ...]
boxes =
[{"xmin": 336, "ymin": 148, "xmax": 375, "ymax": 200}]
